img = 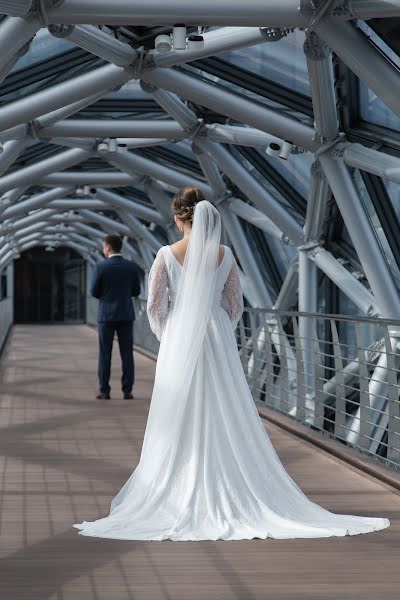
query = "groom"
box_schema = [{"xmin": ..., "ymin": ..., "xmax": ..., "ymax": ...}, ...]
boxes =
[{"xmin": 91, "ymin": 234, "xmax": 141, "ymax": 400}]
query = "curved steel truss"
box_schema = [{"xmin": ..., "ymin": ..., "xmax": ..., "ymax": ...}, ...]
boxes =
[{"xmin": 1, "ymin": 2, "xmax": 400, "ymax": 454}]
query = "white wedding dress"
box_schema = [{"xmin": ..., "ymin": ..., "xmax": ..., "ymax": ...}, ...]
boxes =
[{"xmin": 74, "ymin": 201, "xmax": 390, "ymax": 541}]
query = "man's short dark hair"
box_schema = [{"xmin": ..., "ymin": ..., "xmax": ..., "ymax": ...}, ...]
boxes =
[{"xmin": 104, "ymin": 234, "xmax": 123, "ymax": 253}]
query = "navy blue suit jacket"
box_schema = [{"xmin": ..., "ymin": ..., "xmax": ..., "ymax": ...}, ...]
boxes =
[{"xmin": 91, "ymin": 255, "xmax": 141, "ymax": 322}]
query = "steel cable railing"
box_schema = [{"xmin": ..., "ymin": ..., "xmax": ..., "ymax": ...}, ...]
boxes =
[{"xmin": 133, "ymin": 299, "xmax": 400, "ymax": 470}]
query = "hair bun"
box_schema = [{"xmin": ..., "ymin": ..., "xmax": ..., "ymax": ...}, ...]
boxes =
[{"xmin": 171, "ymin": 186, "xmax": 205, "ymax": 223}]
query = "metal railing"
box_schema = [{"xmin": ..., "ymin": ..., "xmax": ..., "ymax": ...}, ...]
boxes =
[
  {"xmin": 133, "ymin": 298, "xmax": 161, "ymax": 355},
  {"xmin": 133, "ymin": 299, "xmax": 400, "ymax": 470}
]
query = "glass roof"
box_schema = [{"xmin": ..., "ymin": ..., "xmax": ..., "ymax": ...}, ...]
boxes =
[
  {"xmin": 217, "ymin": 29, "xmax": 310, "ymax": 96},
  {"xmin": 264, "ymin": 151, "xmax": 313, "ymax": 200},
  {"xmin": 0, "ymin": 17, "xmax": 399, "ymax": 303},
  {"xmin": 383, "ymin": 179, "xmax": 400, "ymax": 220},
  {"xmin": 355, "ymin": 171, "xmax": 400, "ymax": 287},
  {"xmin": 10, "ymin": 28, "xmax": 75, "ymax": 73},
  {"xmin": 357, "ymin": 21, "xmax": 400, "ymax": 131}
]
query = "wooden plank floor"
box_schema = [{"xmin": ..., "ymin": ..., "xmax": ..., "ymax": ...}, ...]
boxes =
[{"xmin": 0, "ymin": 324, "xmax": 398, "ymax": 600}]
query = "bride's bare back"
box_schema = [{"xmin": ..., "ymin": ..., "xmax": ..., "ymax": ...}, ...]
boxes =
[{"xmin": 169, "ymin": 239, "xmax": 225, "ymax": 268}]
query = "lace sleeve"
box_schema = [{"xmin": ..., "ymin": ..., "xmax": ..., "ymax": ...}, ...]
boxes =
[
  {"xmin": 221, "ymin": 252, "xmax": 244, "ymax": 330},
  {"xmin": 147, "ymin": 248, "xmax": 169, "ymax": 341}
]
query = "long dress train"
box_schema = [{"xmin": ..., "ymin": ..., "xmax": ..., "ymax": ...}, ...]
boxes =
[{"xmin": 73, "ymin": 242, "xmax": 390, "ymax": 541}]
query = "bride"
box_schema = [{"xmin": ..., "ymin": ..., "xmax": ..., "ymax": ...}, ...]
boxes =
[{"xmin": 74, "ymin": 186, "xmax": 390, "ymax": 541}]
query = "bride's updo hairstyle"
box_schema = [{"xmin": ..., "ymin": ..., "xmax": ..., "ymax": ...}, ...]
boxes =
[{"xmin": 171, "ymin": 186, "xmax": 204, "ymax": 224}]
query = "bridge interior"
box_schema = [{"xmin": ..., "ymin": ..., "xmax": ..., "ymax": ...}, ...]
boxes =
[
  {"xmin": 1, "ymin": 1, "xmax": 400, "ymax": 597},
  {"xmin": 0, "ymin": 324, "xmax": 398, "ymax": 600}
]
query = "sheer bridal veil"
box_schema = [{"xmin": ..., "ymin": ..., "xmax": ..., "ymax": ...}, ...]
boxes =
[
  {"xmin": 110, "ymin": 200, "xmax": 222, "ymax": 511},
  {"xmin": 144, "ymin": 199, "xmax": 221, "ymax": 450}
]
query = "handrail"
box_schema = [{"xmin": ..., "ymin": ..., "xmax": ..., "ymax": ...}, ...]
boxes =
[{"xmin": 133, "ymin": 298, "xmax": 400, "ymax": 471}]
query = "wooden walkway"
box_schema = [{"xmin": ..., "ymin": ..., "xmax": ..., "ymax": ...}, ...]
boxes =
[{"xmin": 0, "ymin": 324, "xmax": 398, "ymax": 600}]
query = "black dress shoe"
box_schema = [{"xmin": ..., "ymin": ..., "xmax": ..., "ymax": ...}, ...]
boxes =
[
  {"xmin": 123, "ymin": 392, "xmax": 134, "ymax": 400},
  {"xmin": 96, "ymin": 391, "xmax": 110, "ymax": 400}
]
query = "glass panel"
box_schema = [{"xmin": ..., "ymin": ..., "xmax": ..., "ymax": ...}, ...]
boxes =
[
  {"xmin": 232, "ymin": 146, "xmax": 306, "ymax": 222},
  {"xmin": 357, "ymin": 21, "xmax": 400, "ymax": 130},
  {"xmin": 354, "ymin": 171, "xmax": 400, "ymax": 288},
  {"xmin": 264, "ymin": 151, "xmax": 313, "ymax": 199},
  {"xmin": 10, "ymin": 28, "xmax": 75, "ymax": 73},
  {"xmin": 217, "ymin": 29, "xmax": 310, "ymax": 96},
  {"xmin": 266, "ymin": 236, "xmax": 297, "ymax": 275},
  {"xmin": 184, "ymin": 62, "xmax": 287, "ymax": 114},
  {"xmin": 233, "ymin": 147, "xmax": 293, "ymax": 208},
  {"xmin": 383, "ymin": 178, "xmax": 400, "ymax": 220},
  {"xmin": 103, "ymin": 79, "xmax": 152, "ymax": 98},
  {"xmin": 359, "ymin": 83, "xmax": 400, "ymax": 130}
]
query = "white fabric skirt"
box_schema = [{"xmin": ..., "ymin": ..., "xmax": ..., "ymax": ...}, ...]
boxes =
[{"xmin": 74, "ymin": 308, "xmax": 390, "ymax": 540}]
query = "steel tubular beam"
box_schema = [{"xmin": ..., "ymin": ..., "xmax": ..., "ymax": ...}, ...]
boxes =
[
  {"xmin": 316, "ymin": 21, "xmax": 400, "ymax": 122},
  {"xmin": 70, "ymin": 222, "xmax": 105, "ymax": 240},
  {"xmin": 298, "ymin": 162, "xmax": 330, "ymax": 415},
  {"xmin": 16, "ymin": 230, "xmax": 97, "ymax": 252},
  {"xmin": 303, "ymin": 161, "xmax": 329, "ymax": 241},
  {"xmin": 195, "ymin": 137, "xmax": 304, "ymax": 245},
  {"xmin": 40, "ymin": 0, "xmax": 400, "ymax": 25},
  {"xmin": 194, "ymin": 143, "xmax": 272, "ymax": 307},
  {"xmin": 1, "ymin": 210, "xmax": 58, "ymax": 235},
  {"xmin": 113, "ymin": 138, "xmax": 170, "ymax": 148},
  {"xmin": 117, "ymin": 209, "xmax": 160, "ymax": 255},
  {"xmin": 0, "ymin": 149, "xmax": 93, "ymax": 195},
  {"xmin": 348, "ymin": 0, "xmax": 400, "ymax": 18},
  {"xmin": 228, "ymin": 197, "xmax": 288, "ymax": 243},
  {"xmin": 298, "ymin": 165, "xmax": 325, "ymax": 417},
  {"xmin": 319, "ymin": 155, "xmax": 400, "ymax": 320},
  {"xmin": 95, "ymin": 187, "xmax": 164, "ymax": 225},
  {"xmin": 39, "ymin": 213, "xmax": 146, "ymax": 263},
  {"xmin": 104, "ymin": 148, "xmax": 212, "ymax": 197},
  {"xmin": 78, "ymin": 209, "xmax": 132, "ymax": 236},
  {"xmin": 298, "ymin": 248, "xmax": 317, "ymax": 407},
  {"xmin": 43, "ymin": 0, "xmax": 308, "ymax": 26},
  {"xmin": 47, "ymin": 200, "xmax": 109, "ymax": 210},
  {"xmin": 221, "ymin": 207, "xmax": 272, "ymax": 307},
  {"xmin": 39, "ymin": 119, "xmax": 185, "ymax": 139},
  {"xmin": 0, "ymin": 187, "xmax": 27, "ymax": 213},
  {"xmin": 1, "ymin": 187, "xmax": 73, "ymax": 220},
  {"xmin": 0, "ymin": 208, "xmax": 57, "ymax": 234},
  {"xmin": 340, "ymin": 143, "xmax": 400, "ymax": 185},
  {"xmin": 143, "ymin": 179, "xmax": 178, "ymax": 243},
  {"xmin": 0, "ymin": 138, "xmax": 30, "ymax": 177},
  {"xmin": 304, "ymin": 32, "xmax": 338, "ymax": 139},
  {"xmin": 149, "ymin": 27, "xmax": 271, "ymax": 68},
  {"xmin": 0, "ymin": 90, "xmax": 114, "ymax": 148},
  {"xmin": 49, "ymin": 23, "xmax": 138, "ymax": 66},
  {"xmin": 47, "ymin": 136, "xmax": 98, "ymax": 152},
  {"xmin": 37, "ymin": 89, "xmax": 118, "ymax": 130},
  {"xmin": 206, "ymin": 124, "xmax": 287, "ymax": 149},
  {"xmin": 320, "ymin": 266, "xmax": 375, "ymax": 318},
  {"xmin": 274, "ymin": 257, "xmax": 298, "ymax": 310},
  {"xmin": 143, "ymin": 86, "xmax": 199, "ymax": 131},
  {"xmin": 0, "ymin": 14, "xmax": 40, "ymax": 65},
  {"xmin": 0, "ymin": 64, "xmax": 135, "ymax": 132},
  {"xmin": 0, "ymin": 241, "xmax": 13, "ymax": 262},
  {"xmin": 9, "ymin": 216, "xmax": 58, "ymax": 239},
  {"xmin": 39, "ymin": 172, "xmax": 143, "ymax": 186},
  {"xmin": 141, "ymin": 68, "xmax": 318, "ymax": 151}
]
